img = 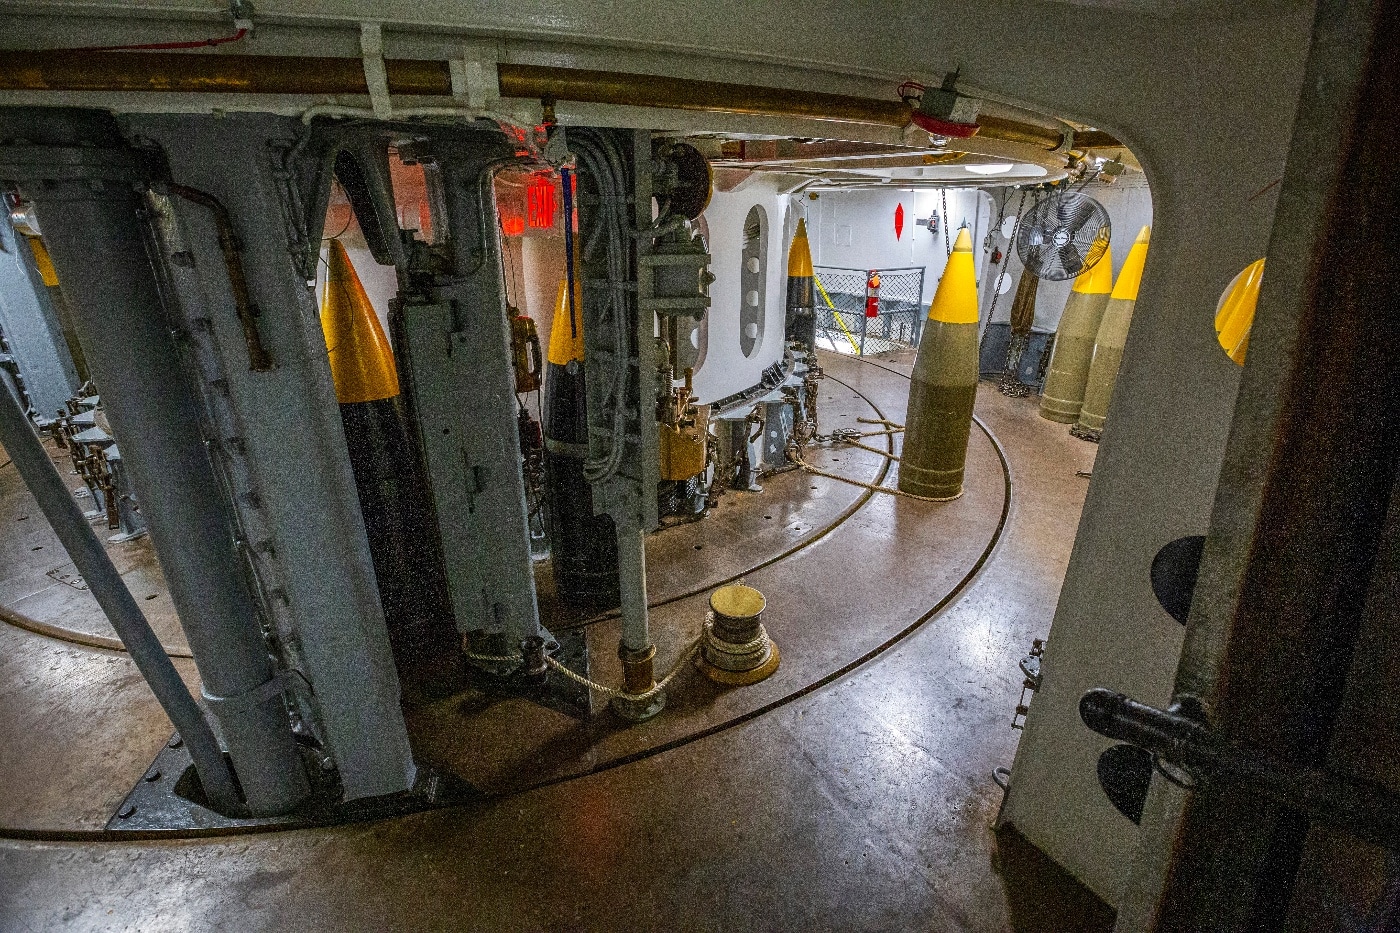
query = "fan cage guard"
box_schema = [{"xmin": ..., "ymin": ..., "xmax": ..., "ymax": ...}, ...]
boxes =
[{"xmin": 1015, "ymin": 192, "xmax": 1112, "ymax": 282}]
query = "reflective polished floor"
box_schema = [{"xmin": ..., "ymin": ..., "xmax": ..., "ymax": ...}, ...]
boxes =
[{"xmin": 0, "ymin": 351, "xmax": 1109, "ymax": 932}]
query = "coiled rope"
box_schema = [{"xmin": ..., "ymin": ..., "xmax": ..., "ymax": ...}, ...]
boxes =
[
  {"xmin": 465, "ymin": 635, "xmax": 703, "ymax": 701},
  {"xmin": 791, "ymin": 417, "xmax": 963, "ymax": 503}
]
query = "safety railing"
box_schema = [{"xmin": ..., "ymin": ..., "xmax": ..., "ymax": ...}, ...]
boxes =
[{"xmin": 812, "ymin": 266, "xmax": 926, "ymax": 356}]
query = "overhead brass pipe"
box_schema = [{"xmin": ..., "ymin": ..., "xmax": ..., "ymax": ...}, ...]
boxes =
[
  {"xmin": 0, "ymin": 50, "xmax": 449, "ymax": 95},
  {"xmin": 0, "ymin": 52, "xmax": 1115, "ymax": 151},
  {"xmin": 497, "ymin": 62, "xmax": 914, "ymax": 127},
  {"xmin": 1072, "ymin": 130, "xmax": 1124, "ymax": 150},
  {"xmin": 975, "ymin": 114, "xmax": 1065, "ymax": 151}
]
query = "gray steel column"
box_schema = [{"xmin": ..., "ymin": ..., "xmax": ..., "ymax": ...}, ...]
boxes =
[
  {"xmin": 0, "ymin": 369, "xmax": 240, "ymax": 813},
  {"xmin": 615, "ymin": 522, "xmax": 650, "ymax": 652},
  {"xmin": 397, "ymin": 130, "xmax": 542, "ymax": 647},
  {"xmin": 130, "ymin": 113, "xmax": 415, "ymax": 800},
  {"xmin": 0, "ymin": 108, "xmax": 309, "ymax": 816},
  {"xmin": 0, "ymin": 211, "xmax": 79, "ymax": 416}
]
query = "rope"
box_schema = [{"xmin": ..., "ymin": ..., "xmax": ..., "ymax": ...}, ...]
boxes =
[
  {"xmin": 463, "ymin": 651, "xmax": 523, "ymax": 665},
  {"xmin": 837, "ymin": 436, "xmax": 903, "ymax": 462},
  {"xmin": 466, "ymin": 636, "xmax": 703, "ymax": 701},
  {"xmin": 547, "ymin": 638, "xmax": 702, "ymax": 700},
  {"xmin": 821, "ymin": 417, "xmax": 905, "ymax": 459},
  {"xmin": 701, "ymin": 617, "xmax": 773, "ymax": 672},
  {"xmin": 787, "ymin": 445, "xmax": 958, "ymax": 503},
  {"xmin": 702, "ymin": 617, "xmax": 771, "ymax": 657}
]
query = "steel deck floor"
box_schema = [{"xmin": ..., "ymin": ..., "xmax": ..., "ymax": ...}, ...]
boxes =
[{"xmin": 0, "ymin": 350, "xmax": 1109, "ymax": 932}]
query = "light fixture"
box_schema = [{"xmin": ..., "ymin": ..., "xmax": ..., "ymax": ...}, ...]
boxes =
[{"xmin": 964, "ymin": 163, "xmax": 1015, "ymax": 175}]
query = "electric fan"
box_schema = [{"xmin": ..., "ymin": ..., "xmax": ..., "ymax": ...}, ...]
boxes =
[{"xmin": 1015, "ymin": 190, "xmax": 1111, "ymax": 281}]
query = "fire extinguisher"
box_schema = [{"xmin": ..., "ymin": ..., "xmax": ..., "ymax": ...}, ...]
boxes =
[{"xmin": 865, "ymin": 271, "xmax": 881, "ymax": 318}]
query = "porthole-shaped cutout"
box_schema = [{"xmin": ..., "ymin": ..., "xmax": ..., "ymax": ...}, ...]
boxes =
[
  {"xmin": 1215, "ymin": 259, "xmax": 1265, "ymax": 366},
  {"xmin": 689, "ymin": 216, "xmax": 712, "ymax": 372},
  {"xmin": 739, "ymin": 205, "xmax": 768, "ymax": 358}
]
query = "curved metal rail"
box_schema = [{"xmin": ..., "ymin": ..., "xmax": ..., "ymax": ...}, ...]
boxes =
[{"xmin": 0, "ymin": 354, "xmax": 1013, "ymax": 840}]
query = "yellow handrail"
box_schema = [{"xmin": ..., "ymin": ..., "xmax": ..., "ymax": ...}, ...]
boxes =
[{"xmin": 813, "ymin": 273, "xmax": 861, "ymax": 354}]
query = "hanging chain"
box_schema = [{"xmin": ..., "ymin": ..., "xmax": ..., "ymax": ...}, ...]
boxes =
[
  {"xmin": 985, "ymin": 188, "xmax": 1031, "ymax": 324},
  {"xmin": 941, "ymin": 189, "xmax": 951, "ymax": 257},
  {"xmin": 997, "ymin": 188, "xmax": 1042, "ymax": 398},
  {"xmin": 987, "ymin": 189, "xmax": 1009, "ymax": 262}
]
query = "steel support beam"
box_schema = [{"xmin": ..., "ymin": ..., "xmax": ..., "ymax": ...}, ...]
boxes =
[
  {"xmin": 0, "ymin": 107, "xmax": 309, "ymax": 817},
  {"xmin": 570, "ymin": 127, "xmax": 665, "ymax": 718},
  {"xmin": 0, "ymin": 367, "xmax": 241, "ymax": 813},
  {"xmin": 127, "ymin": 112, "xmax": 417, "ymax": 800}
]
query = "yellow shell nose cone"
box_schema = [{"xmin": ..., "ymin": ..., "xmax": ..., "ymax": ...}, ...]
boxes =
[
  {"xmin": 320, "ymin": 239, "xmax": 400, "ymax": 404},
  {"xmin": 787, "ymin": 218, "xmax": 813, "ymax": 277},
  {"xmin": 1215, "ymin": 258, "xmax": 1265, "ymax": 366},
  {"xmin": 927, "ymin": 227, "xmax": 978, "ymax": 324},
  {"xmin": 25, "ymin": 236, "xmax": 60, "ymax": 287},
  {"xmin": 547, "ymin": 275, "xmax": 586, "ymax": 366},
  {"xmin": 1109, "ymin": 226, "xmax": 1152, "ymax": 301},
  {"xmin": 1072, "ymin": 238, "xmax": 1114, "ymax": 295}
]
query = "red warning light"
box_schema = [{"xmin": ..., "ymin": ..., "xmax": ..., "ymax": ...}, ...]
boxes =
[
  {"xmin": 894, "ymin": 203, "xmax": 905, "ymax": 240},
  {"xmin": 527, "ymin": 174, "xmax": 557, "ymax": 230}
]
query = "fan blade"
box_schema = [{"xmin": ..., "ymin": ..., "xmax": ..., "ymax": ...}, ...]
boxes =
[
  {"xmin": 1085, "ymin": 231, "xmax": 1111, "ymax": 266},
  {"xmin": 1058, "ymin": 243, "xmax": 1086, "ymax": 277},
  {"xmin": 1063, "ymin": 201, "xmax": 1094, "ymax": 235},
  {"xmin": 1073, "ymin": 224, "xmax": 1107, "ymax": 250}
]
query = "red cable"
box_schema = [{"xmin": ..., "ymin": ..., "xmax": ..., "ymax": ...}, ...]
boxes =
[{"xmin": 54, "ymin": 27, "xmax": 247, "ymax": 53}]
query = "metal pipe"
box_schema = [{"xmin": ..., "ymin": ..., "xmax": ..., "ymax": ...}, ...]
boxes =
[
  {"xmin": 0, "ymin": 50, "xmax": 448, "ymax": 96},
  {"xmin": 974, "ymin": 114, "xmax": 1064, "ymax": 151},
  {"xmin": 0, "ymin": 369, "xmax": 242, "ymax": 813},
  {"xmin": 0, "ymin": 107, "xmax": 310, "ymax": 817},
  {"xmin": 499, "ymin": 63, "xmax": 913, "ymax": 127},
  {"xmin": 615, "ymin": 522, "xmax": 651, "ymax": 653},
  {"xmin": 164, "ymin": 183, "xmax": 273, "ymax": 371},
  {"xmin": 0, "ymin": 52, "xmax": 1109, "ymax": 151}
]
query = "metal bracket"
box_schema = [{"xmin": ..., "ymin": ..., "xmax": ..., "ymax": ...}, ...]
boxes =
[
  {"xmin": 202, "ymin": 669, "xmax": 301, "ymax": 714},
  {"xmin": 1080, "ymin": 687, "xmax": 1400, "ymax": 850},
  {"xmin": 359, "ymin": 23, "xmax": 393, "ymax": 120},
  {"xmin": 449, "ymin": 44, "xmax": 500, "ymax": 111}
]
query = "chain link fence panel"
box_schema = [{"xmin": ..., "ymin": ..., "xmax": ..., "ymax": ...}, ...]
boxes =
[{"xmin": 812, "ymin": 266, "xmax": 926, "ymax": 356}]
